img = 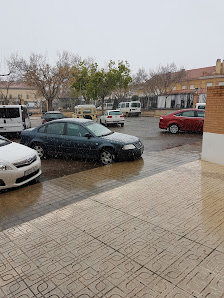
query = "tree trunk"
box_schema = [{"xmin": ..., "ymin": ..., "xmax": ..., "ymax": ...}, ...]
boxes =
[
  {"xmin": 101, "ymin": 95, "xmax": 105, "ymax": 114},
  {"xmin": 47, "ymin": 99, "xmax": 53, "ymax": 111}
]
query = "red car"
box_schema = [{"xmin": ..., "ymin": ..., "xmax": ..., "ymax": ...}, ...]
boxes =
[{"xmin": 159, "ymin": 109, "xmax": 205, "ymax": 134}]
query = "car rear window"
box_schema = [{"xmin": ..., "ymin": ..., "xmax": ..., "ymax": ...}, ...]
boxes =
[
  {"xmin": 109, "ymin": 111, "xmax": 122, "ymax": 115},
  {"xmin": 45, "ymin": 113, "xmax": 63, "ymax": 119},
  {"xmin": 131, "ymin": 102, "xmax": 140, "ymax": 108},
  {"xmin": 0, "ymin": 108, "xmax": 20, "ymax": 118}
]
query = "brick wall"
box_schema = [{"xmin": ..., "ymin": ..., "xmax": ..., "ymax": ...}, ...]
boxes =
[{"xmin": 203, "ymin": 86, "xmax": 224, "ymax": 134}]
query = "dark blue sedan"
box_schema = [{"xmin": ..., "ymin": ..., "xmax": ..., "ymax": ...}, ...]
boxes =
[{"xmin": 20, "ymin": 118, "xmax": 144, "ymax": 165}]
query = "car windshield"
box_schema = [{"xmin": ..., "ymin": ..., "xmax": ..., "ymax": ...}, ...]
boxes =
[
  {"xmin": 0, "ymin": 137, "xmax": 11, "ymax": 147},
  {"xmin": 86, "ymin": 122, "xmax": 114, "ymax": 137},
  {"xmin": 45, "ymin": 113, "xmax": 63, "ymax": 119}
]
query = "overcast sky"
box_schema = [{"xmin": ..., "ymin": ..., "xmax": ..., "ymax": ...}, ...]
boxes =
[{"xmin": 0, "ymin": 0, "xmax": 224, "ymax": 74}]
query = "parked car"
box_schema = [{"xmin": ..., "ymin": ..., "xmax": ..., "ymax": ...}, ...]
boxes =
[
  {"xmin": 159, "ymin": 109, "xmax": 205, "ymax": 134},
  {"xmin": 73, "ymin": 105, "xmax": 97, "ymax": 121},
  {"xmin": 118, "ymin": 101, "xmax": 141, "ymax": 117},
  {"xmin": 100, "ymin": 110, "xmax": 125, "ymax": 127},
  {"xmin": 42, "ymin": 111, "xmax": 64, "ymax": 124},
  {"xmin": 20, "ymin": 118, "xmax": 144, "ymax": 165},
  {"xmin": 0, "ymin": 135, "xmax": 41, "ymax": 190},
  {"xmin": 195, "ymin": 103, "xmax": 206, "ymax": 109},
  {"xmin": 0, "ymin": 105, "xmax": 31, "ymax": 135}
]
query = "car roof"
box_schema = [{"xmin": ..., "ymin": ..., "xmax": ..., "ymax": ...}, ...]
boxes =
[
  {"xmin": 75, "ymin": 105, "xmax": 96, "ymax": 108},
  {"xmin": 45, "ymin": 111, "xmax": 62, "ymax": 114},
  {"xmin": 46, "ymin": 118, "xmax": 93, "ymax": 124},
  {"xmin": 107, "ymin": 110, "xmax": 122, "ymax": 112},
  {"xmin": 179, "ymin": 108, "xmax": 203, "ymax": 112}
]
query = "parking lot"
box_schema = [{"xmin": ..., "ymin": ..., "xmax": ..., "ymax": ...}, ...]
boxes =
[{"xmin": 27, "ymin": 116, "xmax": 203, "ymax": 182}]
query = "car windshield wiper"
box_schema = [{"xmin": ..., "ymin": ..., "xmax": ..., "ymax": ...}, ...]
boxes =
[{"xmin": 100, "ymin": 132, "xmax": 114, "ymax": 137}]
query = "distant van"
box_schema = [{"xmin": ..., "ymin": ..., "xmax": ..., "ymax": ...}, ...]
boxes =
[
  {"xmin": 97, "ymin": 103, "xmax": 113, "ymax": 111},
  {"xmin": 73, "ymin": 105, "xmax": 97, "ymax": 121},
  {"xmin": 0, "ymin": 105, "xmax": 31, "ymax": 134},
  {"xmin": 118, "ymin": 101, "xmax": 141, "ymax": 116},
  {"xmin": 196, "ymin": 103, "xmax": 206, "ymax": 109}
]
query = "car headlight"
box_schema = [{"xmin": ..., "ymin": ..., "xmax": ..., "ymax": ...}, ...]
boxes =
[
  {"xmin": 0, "ymin": 164, "xmax": 13, "ymax": 170},
  {"xmin": 122, "ymin": 144, "xmax": 136, "ymax": 150}
]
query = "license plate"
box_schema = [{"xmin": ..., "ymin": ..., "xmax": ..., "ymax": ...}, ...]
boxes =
[{"xmin": 24, "ymin": 166, "xmax": 39, "ymax": 176}]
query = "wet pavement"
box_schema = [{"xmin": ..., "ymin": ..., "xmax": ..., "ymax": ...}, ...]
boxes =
[
  {"xmin": 0, "ymin": 142, "xmax": 202, "ymax": 231},
  {"xmin": 3, "ymin": 116, "xmax": 223, "ymax": 297},
  {"xmin": 37, "ymin": 116, "xmax": 202, "ymax": 182},
  {"xmin": 1, "ymin": 159, "xmax": 224, "ymax": 297}
]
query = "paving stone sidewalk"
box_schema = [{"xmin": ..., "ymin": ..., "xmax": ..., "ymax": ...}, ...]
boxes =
[
  {"xmin": 0, "ymin": 142, "xmax": 202, "ymax": 231},
  {"xmin": 1, "ymin": 159, "xmax": 224, "ymax": 297}
]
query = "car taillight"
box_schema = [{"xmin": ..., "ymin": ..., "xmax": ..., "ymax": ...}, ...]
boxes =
[
  {"xmin": 120, "ymin": 115, "xmax": 124, "ymax": 117},
  {"xmin": 107, "ymin": 116, "xmax": 112, "ymax": 118},
  {"xmin": 42, "ymin": 119, "xmax": 47, "ymax": 123}
]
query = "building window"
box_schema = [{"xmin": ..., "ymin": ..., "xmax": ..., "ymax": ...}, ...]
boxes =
[
  {"xmin": 9, "ymin": 94, "xmax": 12, "ymax": 99},
  {"xmin": 182, "ymin": 85, "xmax": 186, "ymax": 90},
  {"xmin": 26, "ymin": 94, "xmax": 29, "ymax": 99},
  {"xmin": 219, "ymin": 82, "xmax": 224, "ymax": 86},
  {"xmin": 190, "ymin": 84, "xmax": 194, "ymax": 89},
  {"xmin": 172, "ymin": 86, "xmax": 176, "ymax": 90},
  {"xmin": 207, "ymin": 83, "xmax": 212, "ymax": 87}
]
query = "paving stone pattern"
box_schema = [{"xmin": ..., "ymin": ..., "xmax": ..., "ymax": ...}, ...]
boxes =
[
  {"xmin": 0, "ymin": 142, "xmax": 201, "ymax": 231},
  {"xmin": 1, "ymin": 157, "xmax": 224, "ymax": 297}
]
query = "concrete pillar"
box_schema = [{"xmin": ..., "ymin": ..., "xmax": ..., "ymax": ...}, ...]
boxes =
[{"xmin": 193, "ymin": 93, "xmax": 199, "ymax": 108}]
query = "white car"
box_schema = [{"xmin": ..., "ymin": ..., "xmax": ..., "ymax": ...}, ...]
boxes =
[
  {"xmin": 0, "ymin": 136, "xmax": 41, "ymax": 190},
  {"xmin": 100, "ymin": 110, "xmax": 125, "ymax": 127}
]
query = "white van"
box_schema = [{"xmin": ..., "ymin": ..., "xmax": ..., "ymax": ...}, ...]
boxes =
[
  {"xmin": 97, "ymin": 103, "xmax": 113, "ymax": 111},
  {"xmin": 196, "ymin": 103, "xmax": 206, "ymax": 109},
  {"xmin": 118, "ymin": 101, "xmax": 141, "ymax": 116},
  {"xmin": 0, "ymin": 105, "xmax": 31, "ymax": 134}
]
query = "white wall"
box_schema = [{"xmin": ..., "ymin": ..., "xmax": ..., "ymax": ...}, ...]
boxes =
[{"xmin": 202, "ymin": 132, "xmax": 224, "ymax": 166}]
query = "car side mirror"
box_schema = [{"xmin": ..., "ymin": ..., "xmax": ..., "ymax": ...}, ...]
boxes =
[{"xmin": 84, "ymin": 133, "xmax": 92, "ymax": 139}]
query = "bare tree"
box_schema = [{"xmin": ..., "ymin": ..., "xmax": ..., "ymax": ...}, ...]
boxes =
[
  {"xmin": 8, "ymin": 51, "xmax": 80, "ymax": 110},
  {"xmin": 0, "ymin": 59, "xmax": 19, "ymax": 104},
  {"xmin": 147, "ymin": 63, "xmax": 186, "ymax": 96}
]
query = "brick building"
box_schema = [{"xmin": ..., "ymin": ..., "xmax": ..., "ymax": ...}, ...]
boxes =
[
  {"xmin": 0, "ymin": 81, "xmax": 42, "ymax": 111},
  {"xmin": 202, "ymin": 86, "xmax": 224, "ymax": 165},
  {"xmin": 157, "ymin": 59, "xmax": 224, "ymax": 109}
]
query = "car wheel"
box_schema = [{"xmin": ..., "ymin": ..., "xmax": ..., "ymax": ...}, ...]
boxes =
[
  {"xmin": 32, "ymin": 143, "xmax": 46, "ymax": 159},
  {"xmin": 169, "ymin": 124, "xmax": 179, "ymax": 134},
  {"xmin": 100, "ymin": 149, "xmax": 115, "ymax": 165},
  {"xmin": 121, "ymin": 123, "xmax": 124, "ymax": 127}
]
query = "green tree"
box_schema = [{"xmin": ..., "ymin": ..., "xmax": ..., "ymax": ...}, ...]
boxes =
[{"xmin": 72, "ymin": 60, "xmax": 132, "ymax": 113}]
